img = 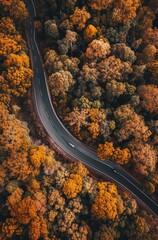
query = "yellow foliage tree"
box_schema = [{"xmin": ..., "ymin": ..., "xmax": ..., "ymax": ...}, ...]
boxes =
[{"xmin": 63, "ymin": 174, "xmax": 83, "ymax": 198}]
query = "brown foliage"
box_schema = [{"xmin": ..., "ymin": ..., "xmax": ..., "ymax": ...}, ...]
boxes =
[
  {"xmin": 131, "ymin": 141, "xmax": 157, "ymax": 176},
  {"xmin": 138, "ymin": 85, "xmax": 158, "ymax": 113},
  {"xmin": 112, "ymin": 0, "xmax": 140, "ymax": 24},
  {"xmin": 89, "ymin": 0, "xmax": 113, "ymax": 11}
]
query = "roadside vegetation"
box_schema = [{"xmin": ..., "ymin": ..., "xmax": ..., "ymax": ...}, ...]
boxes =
[{"xmin": 35, "ymin": 0, "xmax": 158, "ymax": 195}]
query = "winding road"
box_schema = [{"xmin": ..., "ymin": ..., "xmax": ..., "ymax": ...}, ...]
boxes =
[{"xmin": 25, "ymin": 0, "xmax": 158, "ymax": 217}]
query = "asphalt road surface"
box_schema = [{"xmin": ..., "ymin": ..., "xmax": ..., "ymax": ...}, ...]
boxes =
[{"xmin": 25, "ymin": 0, "xmax": 158, "ymax": 217}]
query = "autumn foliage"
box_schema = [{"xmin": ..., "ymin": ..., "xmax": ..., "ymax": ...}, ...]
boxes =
[
  {"xmin": 0, "ymin": 0, "xmax": 158, "ymax": 239},
  {"xmin": 91, "ymin": 182, "xmax": 124, "ymax": 220},
  {"xmin": 97, "ymin": 142, "xmax": 131, "ymax": 164}
]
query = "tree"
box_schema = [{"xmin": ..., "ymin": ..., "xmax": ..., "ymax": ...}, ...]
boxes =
[
  {"xmin": 135, "ymin": 7, "xmax": 155, "ymax": 34},
  {"xmin": 116, "ymin": 113, "xmax": 151, "ymax": 142},
  {"xmin": 125, "ymin": 215, "xmax": 151, "ymax": 240},
  {"xmin": 63, "ymin": 174, "xmax": 83, "ymax": 199},
  {"xmin": 141, "ymin": 44, "xmax": 157, "ymax": 64},
  {"xmin": 89, "ymin": 0, "xmax": 113, "ymax": 11},
  {"xmin": 131, "ymin": 141, "xmax": 157, "ymax": 176},
  {"xmin": 114, "ymin": 104, "xmax": 135, "ymax": 123},
  {"xmin": 84, "ymin": 24, "xmax": 98, "ymax": 40},
  {"xmin": 111, "ymin": 0, "xmax": 140, "ymax": 25},
  {"xmin": 7, "ymin": 195, "xmax": 37, "ymax": 224},
  {"xmin": 29, "ymin": 216, "xmax": 48, "ymax": 240},
  {"xmin": 143, "ymin": 27, "xmax": 158, "ymax": 49},
  {"xmin": 2, "ymin": 66, "xmax": 33, "ymax": 97},
  {"xmin": 64, "ymin": 107, "xmax": 89, "ymax": 136},
  {"xmin": 88, "ymin": 122, "xmax": 100, "ymax": 139},
  {"xmin": 0, "ymin": 105, "xmax": 31, "ymax": 154},
  {"xmin": 112, "ymin": 43, "xmax": 136, "ymax": 63},
  {"xmin": 94, "ymin": 225, "xmax": 117, "ymax": 240},
  {"xmin": 122, "ymin": 192, "xmax": 137, "ymax": 215},
  {"xmin": 3, "ymin": 53, "xmax": 30, "ymax": 68},
  {"xmin": 49, "ymin": 70, "xmax": 75, "ymax": 99},
  {"xmin": 70, "ymin": 161, "xmax": 89, "ymax": 178},
  {"xmin": 44, "ymin": 20, "xmax": 59, "ymax": 38},
  {"xmin": 97, "ymin": 142, "xmax": 115, "ymax": 160},
  {"xmin": 112, "ymin": 147, "xmax": 131, "ymax": 165},
  {"xmin": 91, "ymin": 182, "xmax": 124, "ymax": 220},
  {"xmin": 89, "ymin": 108, "xmax": 106, "ymax": 123},
  {"xmin": 70, "ymin": 7, "xmax": 91, "ymax": 30},
  {"xmin": 1, "ymin": 218, "xmax": 23, "ymax": 239},
  {"xmin": 0, "ymin": 33, "xmax": 21, "ymax": 59},
  {"xmin": 0, "ymin": 17, "xmax": 16, "ymax": 35},
  {"xmin": 138, "ymin": 85, "xmax": 158, "ymax": 113},
  {"xmin": 97, "ymin": 142, "xmax": 131, "ymax": 164},
  {"xmin": 0, "ymin": 0, "xmax": 29, "ymax": 24},
  {"xmin": 85, "ymin": 38, "xmax": 111, "ymax": 60},
  {"xmin": 97, "ymin": 55, "xmax": 123, "ymax": 82},
  {"xmin": 106, "ymin": 80, "xmax": 126, "ymax": 99},
  {"xmin": 147, "ymin": 60, "xmax": 158, "ymax": 83}
]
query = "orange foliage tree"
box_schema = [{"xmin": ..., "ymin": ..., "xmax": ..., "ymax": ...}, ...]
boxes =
[
  {"xmin": 6, "ymin": 188, "xmax": 37, "ymax": 224},
  {"xmin": 112, "ymin": 0, "xmax": 140, "ymax": 25},
  {"xmin": 63, "ymin": 174, "xmax": 83, "ymax": 199},
  {"xmin": 97, "ymin": 142, "xmax": 131, "ymax": 164},
  {"xmin": 0, "ymin": 33, "xmax": 21, "ymax": 58},
  {"xmin": 91, "ymin": 182, "xmax": 124, "ymax": 220},
  {"xmin": 0, "ymin": 104, "xmax": 31, "ymax": 154},
  {"xmin": 2, "ymin": 66, "xmax": 33, "ymax": 97},
  {"xmin": 70, "ymin": 7, "xmax": 91, "ymax": 30},
  {"xmin": 0, "ymin": 0, "xmax": 29, "ymax": 24},
  {"xmin": 97, "ymin": 142, "xmax": 114, "ymax": 160},
  {"xmin": 112, "ymin": 147, "xmax": 131, "ymax": 165},
  {"xmin": 89, "ymin": 0, "xmax": 113, "ymax": 11},
  {"xmin": 0, "ymin": 17, "xmax": 16, "ymax": 35},
  {"xmin": 29, "ymin": 216, "xmax": 48, "ymax": 240},
  {"xmin": 84, "ymin": 24, "xmax": 98, "ymax": 40},
  {"xmin": 1, "ymin": 218, "xmax": 23, "ymax": 239}
]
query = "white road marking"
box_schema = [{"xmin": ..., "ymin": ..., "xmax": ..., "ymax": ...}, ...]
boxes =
[
  {"xmin": 36, "ymin": 67, "xmax": 39, "ymax": 73},
  {"xmin": 34, "ymin": 56, "xmax": 37, "ymax": 62}
]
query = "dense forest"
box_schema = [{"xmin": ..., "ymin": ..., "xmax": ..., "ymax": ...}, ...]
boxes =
[
  {"xmin": 0, "ymin": 0, "xmax": 158, "ymax": 239},
  {"xmin": 33, "ymin": 0, "xmax": 158, "ymax": 195}
]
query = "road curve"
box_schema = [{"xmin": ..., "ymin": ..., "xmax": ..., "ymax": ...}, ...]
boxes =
[{"xmin": 25, "ymin": 0, "xmax": 158, "ymax": 217}]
